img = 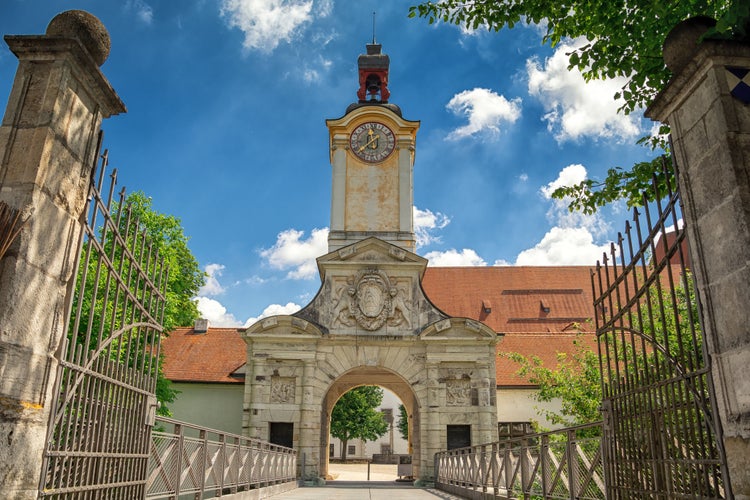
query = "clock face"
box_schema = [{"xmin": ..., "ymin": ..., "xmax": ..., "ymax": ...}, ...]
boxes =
[{"xmin": 349, "ymin": 122, "xmax": 395, "ymax": 163}]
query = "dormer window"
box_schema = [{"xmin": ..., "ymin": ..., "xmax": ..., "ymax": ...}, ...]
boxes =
[{"xmin": 540, "ymin": 300, "xmax": 550, "ymax": 314}]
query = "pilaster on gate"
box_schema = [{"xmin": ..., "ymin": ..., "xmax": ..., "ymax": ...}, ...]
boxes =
[
  {"xmin": 0, "ymin": 11, "xmax": 125, "ymax": 498},
  {"xmin": 646, "ymin": 17, "xmax": 750, "ymax": 498}
]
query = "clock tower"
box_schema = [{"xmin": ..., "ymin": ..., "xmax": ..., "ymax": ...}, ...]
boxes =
[
  {"xmin": 326, "ymin": 42, "xmax": 420, "ymax": 252},
  {"xmin": 244, "ymin": 39, "xmax": 499, "ymax": 483}
]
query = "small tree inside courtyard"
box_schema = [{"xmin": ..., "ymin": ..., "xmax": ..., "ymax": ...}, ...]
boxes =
[
  {"xmin": 397, "ymin": 404, "xmax": 409, "ymax": 441},
  {"xmin": 330, "ymin": 386, "xmax": 389, "ymax": 460}
]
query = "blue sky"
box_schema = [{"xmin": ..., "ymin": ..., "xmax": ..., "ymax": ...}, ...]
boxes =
[{"xmin": 0, "ymin": 1, "xmax": 659, "ymax": 328}]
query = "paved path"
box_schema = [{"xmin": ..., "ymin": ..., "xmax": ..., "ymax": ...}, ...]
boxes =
[
  {"xmin": 270, "ymin": 464, "xmax": 466, "ymax": 499},
  {"xmin": 270, "ymin": 482, "xmax": 465, "ymax": 499}
]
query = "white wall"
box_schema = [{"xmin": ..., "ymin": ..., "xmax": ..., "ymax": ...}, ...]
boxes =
[
  {"xmin": 168, "ymin": 382, "xmax": 244, "ymax": 435},
  {"xmin": 496, "ymin": 387, "xmax": 564, "ymax": 431}
]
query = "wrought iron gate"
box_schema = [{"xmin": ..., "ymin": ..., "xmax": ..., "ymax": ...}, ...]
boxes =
[
  {"xmin": 40, "ymin": 135, "xmax": 168, "ymax": 498},
  {"xmin": 592, "ymin": 158, "xmax": 730, "ymax": 498}
]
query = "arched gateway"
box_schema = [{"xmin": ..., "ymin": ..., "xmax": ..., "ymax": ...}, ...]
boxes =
[{"xmin": 242, "ymin": 43, "xmax": 499, "ymax": 482}]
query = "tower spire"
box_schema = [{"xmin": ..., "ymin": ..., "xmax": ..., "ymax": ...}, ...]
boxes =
[{"xmin": 356, "ymin": 32, "xmax": 390, "ymax": 103}]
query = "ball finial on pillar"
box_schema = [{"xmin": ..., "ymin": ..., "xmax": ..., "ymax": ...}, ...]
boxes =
[{"xmin": 46, "ymin": 10, "xmax": 111, "ymax": 66}]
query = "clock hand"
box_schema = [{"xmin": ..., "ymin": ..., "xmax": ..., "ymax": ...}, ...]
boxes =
[{"xmin": 358, "ymin": 134, "xmax": 380, "ymax": 152}]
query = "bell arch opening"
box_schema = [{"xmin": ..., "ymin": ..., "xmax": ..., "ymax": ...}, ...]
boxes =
[{"xmin": 320, "ymin": 366, "xmax": 421, "ymax": 479}]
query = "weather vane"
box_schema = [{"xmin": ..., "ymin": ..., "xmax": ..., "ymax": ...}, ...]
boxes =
[{"xmin": 372, "ymin": 11, "xmax": 376, "ymax": 44}]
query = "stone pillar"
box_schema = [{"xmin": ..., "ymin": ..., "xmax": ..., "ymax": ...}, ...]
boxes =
[
  {"xmin": 328, "ymin": 134, "xmax": 347, "ymax": 251},
  {"xmin": 397, "ymin": 136, "xmax": 413, "ymax": 240},
  {"xmin": 0, "ymin": 11, "xmax": 125, "ymax": 497},
  {"xmin": 422, "ymin": 361, "xmax": 441, "ymax": 480},
  {"xmin": 298, "ymin": 359, "xmax": 319, "ymax": 480},
  {"xmin": 645, "ymin": 18, "xmax": 750, "ymax": 498}
]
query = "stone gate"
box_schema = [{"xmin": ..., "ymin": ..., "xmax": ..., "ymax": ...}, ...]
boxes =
[{"xmin": 241, "ymin": 42, "xmax": 499, "ymax": 482}]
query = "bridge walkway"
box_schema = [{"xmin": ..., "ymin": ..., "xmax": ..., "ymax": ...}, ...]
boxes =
[{"xmin": 270, "ymin": 464, "xmax": 465, "ymax": 499}]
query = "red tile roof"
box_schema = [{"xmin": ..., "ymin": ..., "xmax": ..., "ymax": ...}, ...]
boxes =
[
  {"xmin": 422, "ymin": 266, "xmax": 596, "ymax": 333},
  {"xmin": 161, "ymin": 327, "xmax": 245, "ymax": 383},
  {"xmin": 422, "ymin": 266, "xmax": 599, "ymax": 387}
]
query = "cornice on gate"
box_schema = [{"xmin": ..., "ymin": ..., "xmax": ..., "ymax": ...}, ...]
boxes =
[
  {"xmin": 243, "ymin": 315, "xmax": 324, "ymax": 339},
  {"xmin": 420, "ymin": 317, "xmax": 499, "ymax": 342},
  {"xmin": 315, "ymin": 236, "xmax": 428, "ymax": 280}
]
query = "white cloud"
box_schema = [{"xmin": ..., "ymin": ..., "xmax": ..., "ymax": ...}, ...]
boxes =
[
  {"xmin": 220, "ymin": 0, "xmax": 314, "ymax": 52},
  {"xmin": 260, "ymin": 227, "xmax": 328, "ymax": 280},
  {"xmin": 445, "ymin": 88, "xmax": 522, "ymax": 140},
  {"xmin": 196, "ymin": 297, "xmax": 243, "ymax": 327},
  {"xmin": 197, "ymin": 294, "xmax": 301, "ymax": 329},
  {"xmin": 198, "ymin": 263, "xmax": 226, "ymax": 296},
  {"xmin": 540, "ymin": 163, "xmax": 587, "ymax": 198},
  {"xmin": 541, "ymin": 164, "xmax": 610, "ymax": 238},
  {"xmin": 519, "ymin": 173, "xmax": 529, "ymax": 182},
  {"xmin": 316, "ymin": 0, "xmax": 334, "ymax": 17},
  {"xmin": 125, "ymin": 0, "xmax": 153, "ymax": 25},
  {"xmin": 526, "ymin": 38, "xmax": 641, "ymax": 142},
  {"xmin": 244, "ymin": 302, "xmax": 302, "ymax": 327},
  {"xmin": 302, "ymin": 56, "xmax": 333, "ymax": 84},
  {"xmin": 414, "ymin": 206, "xmax": 450, "ymax": 248},
  {"xmin": 515, "ymin": 227, "xmax": 609, "ymax": 266},
  {"xmin": 424, "ymin": 248, "xmax": 487, "ymax": 266}
]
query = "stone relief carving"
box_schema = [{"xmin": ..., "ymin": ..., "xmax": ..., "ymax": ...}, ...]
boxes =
[
  {"xmin": 330, "ymin": 269, "xmax": 413, "ymax": 331},
  {"xmin": 270, "ymin": 377, "xmax": 295, "ymax": 404},
  {"xmin": 387, "ymin": 283, "xmax": 412, "ymax": 328},
  {"xmin": 477, "ymin": 378, "xmax": 491, "ymax": 406},
  {"xmin": 446, "ymin": 379, "xmax": 471, "ymax": 406}
]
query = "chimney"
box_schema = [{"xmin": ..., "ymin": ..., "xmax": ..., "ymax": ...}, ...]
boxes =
[{"xmin": 194, "ymin": 318, "xmax": 209, "ymax": 333}]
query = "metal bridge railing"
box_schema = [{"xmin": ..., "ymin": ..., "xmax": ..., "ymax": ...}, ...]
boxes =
[
  {"xmin": 435, "ymin": 422, "xmax": 604, "ymax": 500},
  {"xmin": 146, "ymin": 417, "xmax": 297, "ymax": 499}
]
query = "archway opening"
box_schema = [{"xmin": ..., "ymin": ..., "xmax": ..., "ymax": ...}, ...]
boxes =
[{"xmin": 320, "ymin": 366, "xmax": 420, "ymax": 481}]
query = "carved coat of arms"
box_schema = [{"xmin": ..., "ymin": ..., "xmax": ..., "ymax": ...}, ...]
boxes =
[
  {"xmin": 352, "ymin": 269, "xmax": 392, "ymax": 330},
  {"xmin": 331, "ymin": 269, "xmax": 412, "ymax": 331}
]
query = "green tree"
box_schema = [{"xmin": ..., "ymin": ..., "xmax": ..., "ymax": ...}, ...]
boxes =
[
  {"xmin": 330, "ymin": 386, "xmax": 389, "ymax": 460},
  {"xmin": 397, "ymin": 404, "xmax": 409, "ymax": 441},
  {"xmin": 123, "ymin": 192, "xmax": 204, "ymax": 332},
  {"xmin": 409, "ymin": 1, "xmax": 750, "ymax": 213},
  {"xmin": 72, "ymin": 191, "xmax": 205, "ymax": 416},
  {"xmin": 502, "ymin": 333, "xmax": 602, "ymax": 430},
  {"xmin": 119, "ymin": 192, "xmax": 205, "ymax": 415}
]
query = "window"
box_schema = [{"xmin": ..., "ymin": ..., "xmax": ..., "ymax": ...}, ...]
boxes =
[
  {"xmin": 381, "ymin": 444, "xmax": 391, "ymax": 455},
  {"xmin": 329, "ymin": 443, "xmax": 334, "ymax": 458},
  {"xmin": 348, "ymin": 445, "xmax": 356, "ymax": 456},
  {"xmin": 498, "ymin": 421, "xmax": 533, "ymax": 440},
  {"xmin": 446, "ymin": 425, "xmax": 471, "ymax": 450}
]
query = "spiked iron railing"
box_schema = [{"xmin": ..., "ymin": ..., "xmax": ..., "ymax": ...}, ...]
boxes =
[
  {"xmin": 592, "ymin": 156, "xmax": 728, "ymax": 498},
  {"xmin": 146, "ymin": 417, "xmax": 297, "ymax": 499}
]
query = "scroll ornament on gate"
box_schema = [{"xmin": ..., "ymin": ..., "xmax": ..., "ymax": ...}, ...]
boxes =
[{"xmin": 332, "ymin": 269, "xmax": 412, "ymax": 331}]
